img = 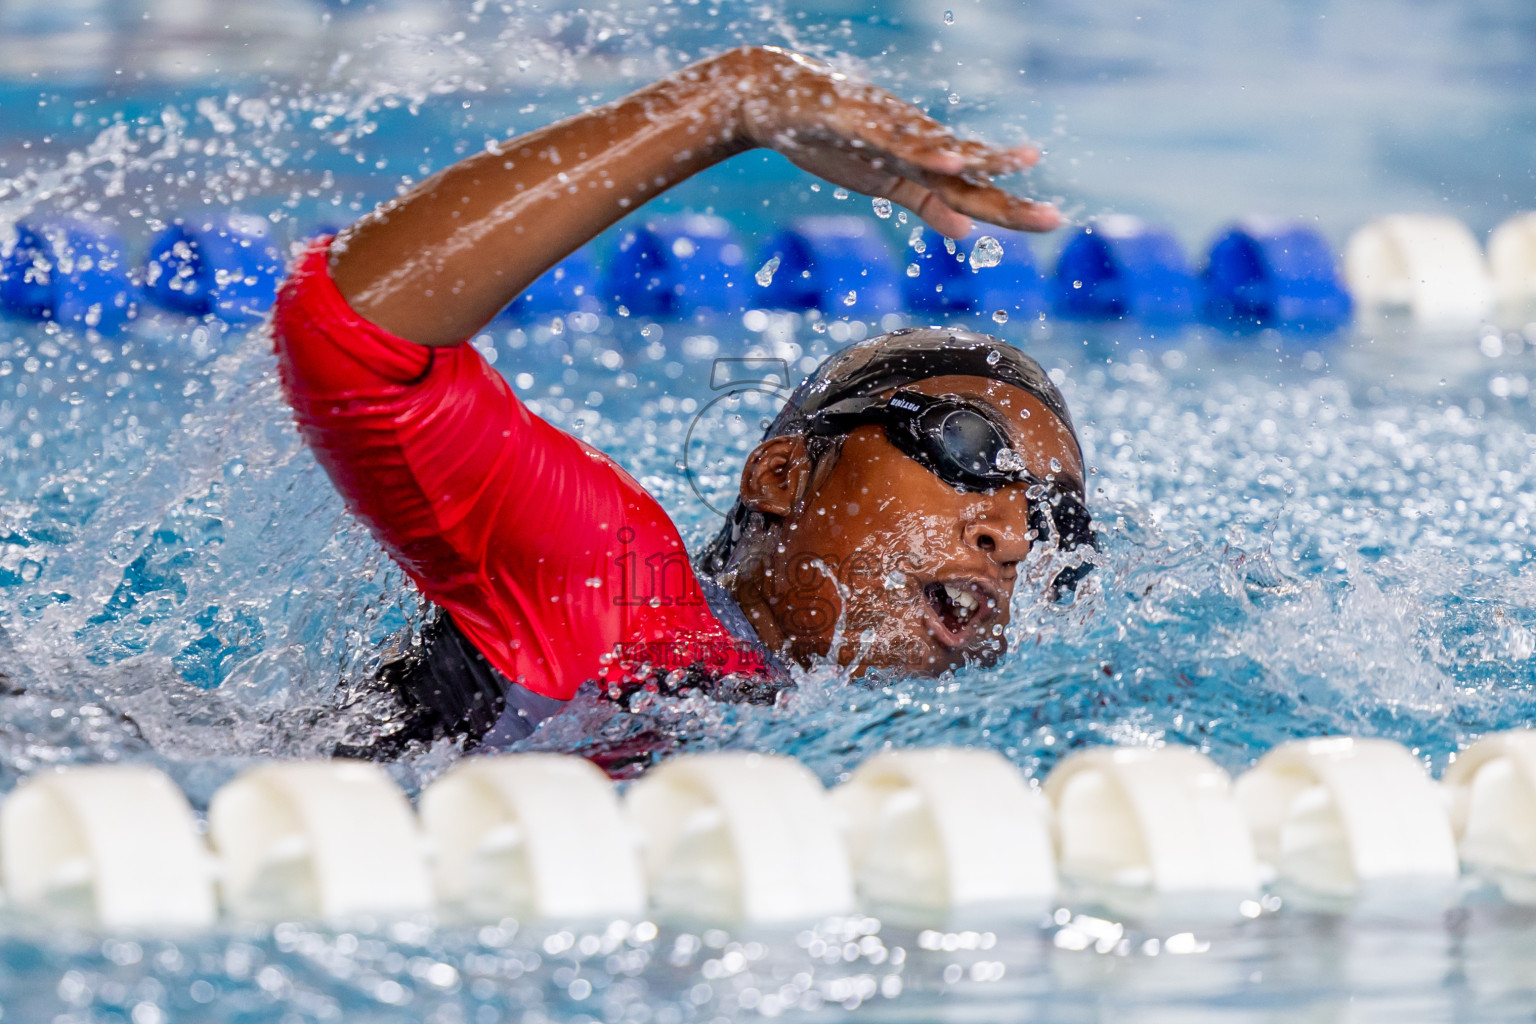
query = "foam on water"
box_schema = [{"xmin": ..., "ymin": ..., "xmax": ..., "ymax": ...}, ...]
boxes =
[
  {"xmin": 5, "ymin": 299, "xmax": 1533, "ymax": 796},
  {"xmin": 515, "ymin": 320, "xmax": 1536, "ymax": 786}
]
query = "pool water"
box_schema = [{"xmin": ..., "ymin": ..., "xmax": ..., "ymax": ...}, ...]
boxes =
[
  {"xmin": 3, "ymin": 0, "xmax": 1536, "ymax": 1020},
  {"xmin": 3, "ymin": 291, "xmax": 1535, "ymax": 1021}
]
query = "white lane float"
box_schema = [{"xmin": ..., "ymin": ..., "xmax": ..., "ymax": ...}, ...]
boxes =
[
  {"xmin": 1443, "ymin": 729, "xmax": 1536, "ymax": 903},
  {"xmin": 1234, "ymin": 737, "xmax": 1458, "ymax": 898},
  {"xmin": 0, "ymin": 765, "xmax": 216, "ymax": 929},
  {"xmin": 625, "ymin": 752, "xmax": 854, "ymax": 923},
  {"xmin": 1042, "ymin": 746, "xmax": 1259, "ymax": 902},
  {"xmin": 208, "ymin": 761, "xmax": 433, "ymax": 921},
  {"xmin": 1488, "ymin": 213, "xmax": 1536, "ymax": 311},
  {"xmin": 420, "ymin": 753, "xmax": 645, "ymax": 919},
  {"xmin": 1344, "ymin": 214, "xmax": 1493, "ymax": 326},
  {"xmin": 830, "ymin": 747, "xmax": 1056, "ymax": 914}
]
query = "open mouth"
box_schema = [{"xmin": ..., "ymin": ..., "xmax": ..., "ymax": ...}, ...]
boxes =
[{"xmin": 922, "ymin": 579, "xmax": 997, "ymax": 647}]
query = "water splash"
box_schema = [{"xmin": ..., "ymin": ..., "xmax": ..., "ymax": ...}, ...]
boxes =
[
  {"xmin": 969, "ymin": 235, "xmax": 1003, "ymax": 269},
  {"xmin": 0, "ymin": 0, "xmax": 1532, "ymax": 803},
  {"xmin": 753, "ymin": 255, "xmax": 780, "ymax": 287}
]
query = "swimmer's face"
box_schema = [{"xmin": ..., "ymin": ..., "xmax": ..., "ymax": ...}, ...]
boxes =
[{"xmin": 732, "ymin": 375, "xmax": 1083, "ymax": 676}]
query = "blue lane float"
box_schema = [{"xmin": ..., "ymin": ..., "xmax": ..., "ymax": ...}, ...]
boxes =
[
  {"xmin": 0, "ymin": 207, "xmax": 1365, "ymax": 332},
  {"xmin": 1202, "ymin": 218, "xmax": 1352, "ymax": 330},
  {"xmin": 755, "ymin": 216, "xmax": 901, "ymax": 315},
  {"xmin": 603, "ymin": 215, "xmax": 746, "ymax": 318},
  {"xmin": 0, "ymin": 217, "xmax": 137, "ymax": 332},
  {"xmin": 501, "ymin": 248, "xmax": 601, "ymax": 319},
  {"xmin": 1053, "ymin": 215, "xmax": 1198, "ymax": 320},
  {"xmin": 903, "ymin": 228, "xmax": 1049, "ymax": 319},
  {"xmin": 143, "ymin": 213, "xmax": 283, "ymax": 320}
]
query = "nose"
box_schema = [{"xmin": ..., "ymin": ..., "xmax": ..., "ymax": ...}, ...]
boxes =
[{"xmin": 962, "ymin": 518, "xmax": 1032, "ymax": 569}]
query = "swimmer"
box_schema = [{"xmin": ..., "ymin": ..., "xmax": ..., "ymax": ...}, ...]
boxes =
[{"xmin": 272, "ymin": 46, "xmax": 1091, "ymax": 757}]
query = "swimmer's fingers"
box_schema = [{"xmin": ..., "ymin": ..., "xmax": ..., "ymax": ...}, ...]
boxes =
[
  {"xmin": 738, "ymin": 52, "xmax": 1057, "ymax": 236},
  {"xmin": 741, "ymin": 52, "xmax": 1044, "ymax": 188},
  {"xmin": 883, "ymin": 179, "xmax": 975, "ymax": 238},
  {"xmin": 896, "ymin": 136, "xmax": 1041, "ymax": 179},
  {"xmin": 830, "ymin": 97, "xmax": 1058, "ymax": 233},
  {"xmin": 899, "ymin": 173, "xmax": 1063, "ymax": 235},
  {"xmin": 846, "ymin": 85, "xmax": 1043, "ymax": 177},
  {"xmin": 770, "ymin": 136, "xmax": 1058, "ymax": 237}
]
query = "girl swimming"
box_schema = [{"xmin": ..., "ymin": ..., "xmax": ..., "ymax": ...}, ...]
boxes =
[{"xmin": 271, "ymin": 46, "xmax": 1087, "ymax": 754}]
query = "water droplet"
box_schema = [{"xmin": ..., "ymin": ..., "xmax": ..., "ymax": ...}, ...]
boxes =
[
  {"xmin": 1072, "ymin": 279, "xmax": 1083, "ymax": 290},
  {"xmin": 907, "ymin": 263, "xmax": 921, "ymax": 277},
  {"xmin": 995, "ymin": 448, "xmax": 1027, "ymax": 472},
  {"xmin": 992, "ymin": 310, "xmax": 1009, "ymax": 324},
  {"xmin": 833, "ymin": 187, "xmax": 850, "ymax": 200},
  {"xmin": 986, "ymin": 349, "xmax": 1002, "ymax": 365},
  {"xmin": 754, "ymin": 255, "xmax": 780, "ymax": 287},
  {"xmin": 969, "ymin": 235, "xmax": 1004, "ymax": 270},
  {"xmin": 1050, "ymin": 457, "xmax": 1063, "ymax": 473},
  {"xmin": 943, "ymin": 9, "xmax": 954, "ymax": 24},
  {"xmin": 843, "ymin": 290, "xmax": 858, "ymax": 306},
  {"xmin": 944, "ymin": 238, "xmax": 957, "ymax": 255},
  {"xmin": 947, "ymin": 93, "xmax": 961, "ymax": 105},
  {"xmin": 872, "ymin": 197, "xmax": 892, "ymax": 219}
]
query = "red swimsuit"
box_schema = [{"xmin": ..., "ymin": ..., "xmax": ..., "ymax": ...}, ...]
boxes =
[{"xmin": 272, "ymin": 241, "xmax": 767, "ymax": 713}]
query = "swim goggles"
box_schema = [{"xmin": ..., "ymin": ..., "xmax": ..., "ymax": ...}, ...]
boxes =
[
  {"xmin": 805, "ymin": 389, "xmax": 1047, "ymax": 492},
  {"xmin": 804, "ymin": 389, "xmax": 1094, "ymax": 551}
]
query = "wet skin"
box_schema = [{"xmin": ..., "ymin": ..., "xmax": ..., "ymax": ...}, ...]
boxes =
[
  {"xmin": 727, "ymin": 376, "xmax": 1084, "ymax": 676},
  {"xmin": 326, "ymin": 44, "xmax": 1066, "ymax": 678}
]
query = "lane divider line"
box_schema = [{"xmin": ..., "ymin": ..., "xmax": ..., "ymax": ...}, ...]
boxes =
[
  {"xmin": 4, "ymin": 732, "xmax": 1535, "ymax": 929},
  {"xmin": 9, "ymin": 210, "xmax": 1530, "ymax": 332}
]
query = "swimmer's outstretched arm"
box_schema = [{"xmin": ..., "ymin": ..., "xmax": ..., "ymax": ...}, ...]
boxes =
[{"xmin": 329, "ymin": 45, "xmax": 1059, "ymax": 348}]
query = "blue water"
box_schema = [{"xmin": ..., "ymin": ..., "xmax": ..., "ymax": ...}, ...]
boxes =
[{"xmin": 4, "ymin": 0, "xmax": 1536, "ymax": 1019}]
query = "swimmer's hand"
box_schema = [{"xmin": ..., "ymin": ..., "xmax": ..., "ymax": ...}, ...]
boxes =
[{"xmin": 730, "ymin": 46, "xmax": 1060, "ymax": 238}]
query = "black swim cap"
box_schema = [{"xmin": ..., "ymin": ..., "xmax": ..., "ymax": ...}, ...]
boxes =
[
  {"xmin": 698, "ymin": 327, "xmax": 1089, "ymax": 577},
  {"xmin": 762, "ymin": 326, "xmax": 1082, "ymax": 467}
]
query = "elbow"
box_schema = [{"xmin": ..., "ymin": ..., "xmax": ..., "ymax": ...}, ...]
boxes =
[{"xmin": 711, "ymin": 44, "xmax": 799, "ymax": 78}]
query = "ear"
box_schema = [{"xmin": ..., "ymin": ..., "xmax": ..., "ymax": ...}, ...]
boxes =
[{"xmin": 738, "ymin": 435, "xmax": 815, "ymax": 517}]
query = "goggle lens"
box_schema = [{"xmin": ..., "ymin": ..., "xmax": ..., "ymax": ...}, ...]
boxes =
[{"xmin": 935, "ymin": 407, "xmax": 1012, "ymax": 482}]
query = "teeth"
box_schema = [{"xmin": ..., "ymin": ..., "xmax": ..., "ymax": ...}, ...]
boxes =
[{"xmin": 943, "ymin": 584, "xmax": 980, "ymax": 620}]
